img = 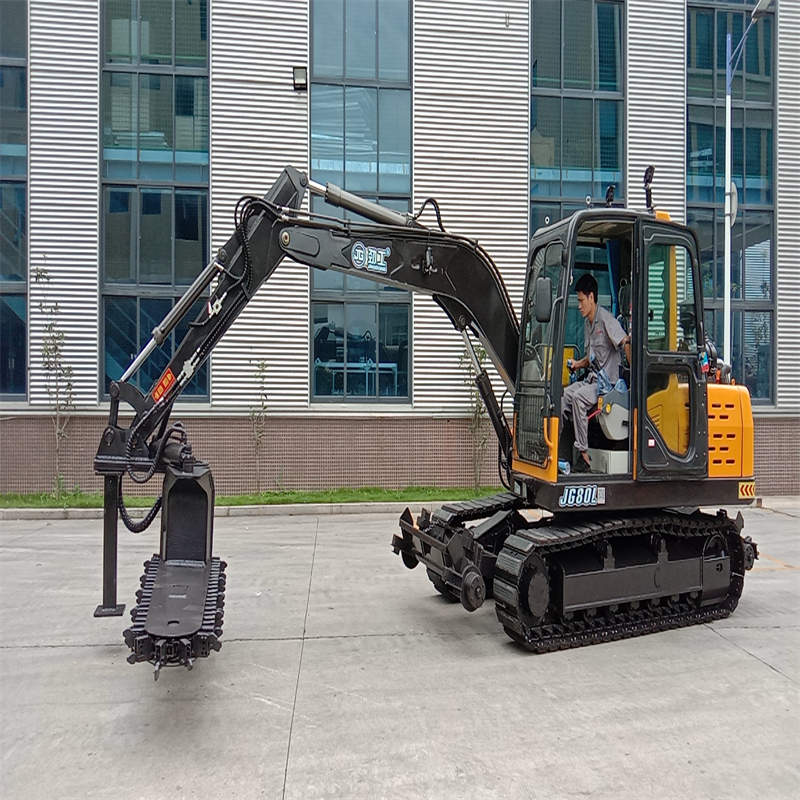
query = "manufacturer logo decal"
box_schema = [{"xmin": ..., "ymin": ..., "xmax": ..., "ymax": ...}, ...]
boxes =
[
  {"xmin": 738, "ymin": 480, "xmax": 756, "ymax": 499},
  {"xmin": 351, "ymin": 241, "xmax": 390, "ymax": 274},
  {"xmin": 558, "ymin": 484, "xmax": 606, "ymax": 508}
]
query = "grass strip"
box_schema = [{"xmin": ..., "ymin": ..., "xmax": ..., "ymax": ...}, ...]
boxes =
[{"xmin": 0, "ymin": 485, "xmax": 503, "ymax": 509}]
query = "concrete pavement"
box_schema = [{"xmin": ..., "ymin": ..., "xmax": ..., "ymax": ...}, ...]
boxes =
[{"xmin": 1, "ymin": 503, "xmax": 798, "ymax": 799}]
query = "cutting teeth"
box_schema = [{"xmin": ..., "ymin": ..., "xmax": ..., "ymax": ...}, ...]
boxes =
[{"xmin": 122, "ymin": 555, "xmax": 227, "ymax": 672}]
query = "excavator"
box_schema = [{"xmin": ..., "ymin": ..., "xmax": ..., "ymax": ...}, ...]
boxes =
[{"xmin": 93, "ymin": 165, "xmax": 759, "ymax": 675}]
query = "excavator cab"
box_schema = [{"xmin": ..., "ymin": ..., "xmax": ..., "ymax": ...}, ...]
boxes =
[{"xmin": 511, "ymin": 209, "xmax": 752, "ymax": 513}]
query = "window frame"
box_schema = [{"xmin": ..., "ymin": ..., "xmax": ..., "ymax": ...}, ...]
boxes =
[
  {"xmin": 686, "ymin": 0, "xmax": 776, "ymax": 405},
  {"xmin": 0, "ymin": 0, "xmax": 28, "ymax": 401},
  {"xmin": 309, "ymin": 0, "xmax": 414, "ymax": 404},
  {"xmin": 98, "ymin": 0, "xmax": 210, "ymax": 402},
  {"xmin": 530, "ymin": 0, "xmax": 627, "ymax": 207}
]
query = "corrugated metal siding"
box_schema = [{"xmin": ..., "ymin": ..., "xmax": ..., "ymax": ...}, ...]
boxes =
[
  {"xmin": 627, "ymin": 0, "xmax": 685, "ymax": 221},
  {"xmin": 209, "ymin": 1, "xmax": 310, "ymax": 411},
  {"xmin": 413, "ymin": 1, "xmax": 529, "ymax": 413},
  {"xmin": 28, "ymin": 0, "xmax": 99, "ymax": 407},
  {"xmin": 775, "ymin": 2, "xmax": 800, "ymax": 412}
]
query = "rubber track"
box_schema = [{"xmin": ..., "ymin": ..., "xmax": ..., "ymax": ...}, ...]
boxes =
[
  {"xmin": 124, "ymin": 555, "xmax": 226, "ymax": 667},
  {"xmin": 493, "ymin": 512, "xmax": 744, "ymax": 653},
  {"xmin": 433, "ymin": 492, "xmax": 521, "ymax": 525}
]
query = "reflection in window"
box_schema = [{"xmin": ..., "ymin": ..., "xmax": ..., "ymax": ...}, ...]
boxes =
[
  {"xmin": 310, "ymin": 0, "xmax": 411, "ymax": 401},
  {"xmin": 687, "ymin": 1, "xmax": 775, "ymax": 401},
  {"xmin": 104, "ymin": 295, "xmax": 208, "ymax": 395},
  {"xmin": 1, "ymin": 2, "xmax": 27, "ymax": 397},
  {"xmin": 101, "ymin": 0, "xmax": 209, "ymax": 398},
  {"xmin": 530, "ymin": 1, "xmax": 624, "ymax": 206}
]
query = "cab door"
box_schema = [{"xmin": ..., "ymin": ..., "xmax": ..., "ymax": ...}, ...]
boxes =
[{"xmin": 635, "ymin": 222, "xmax": 707, "ymax": 480}]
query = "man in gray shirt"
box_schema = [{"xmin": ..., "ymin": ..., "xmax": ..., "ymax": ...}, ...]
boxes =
[{"xmin": 562, "ymin": 273, "xmax": 631, "ymax": 472}]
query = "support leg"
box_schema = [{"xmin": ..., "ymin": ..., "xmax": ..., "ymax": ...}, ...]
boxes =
[{"xmin": 94, "ymin": 474, "xmax": 125, "ymax": 617}]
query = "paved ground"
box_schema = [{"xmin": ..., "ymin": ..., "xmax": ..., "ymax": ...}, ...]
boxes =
[{"xmin": 1, "ymin": 501, "xmax": 798, "ymax": 800}]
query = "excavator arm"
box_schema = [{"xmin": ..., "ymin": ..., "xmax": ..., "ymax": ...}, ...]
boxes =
[
  {"xmin": 95, "ymin": 167, "xmax": 518, "ymax": 480},
  {"xmin": 94, "ymin": 166, "xmax": 519, "ymax": 675}
]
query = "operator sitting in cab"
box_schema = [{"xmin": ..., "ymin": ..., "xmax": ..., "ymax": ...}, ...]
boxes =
[{"xmin": 563, "ymin": 274, "xmax": 631, "ymax": 473}]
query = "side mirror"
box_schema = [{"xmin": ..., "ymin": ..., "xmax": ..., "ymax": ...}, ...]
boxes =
[{"xmin": 533, "ymin": 276, "xmax": 552, "ymax": 323}]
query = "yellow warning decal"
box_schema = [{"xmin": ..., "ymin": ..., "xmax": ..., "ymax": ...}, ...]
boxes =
[{"xmin": 738, "ymin": 480, "xmax": 756, "ymax": 499}]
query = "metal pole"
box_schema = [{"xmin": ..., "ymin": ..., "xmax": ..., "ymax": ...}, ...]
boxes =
[
  {"xmin": 723, "ymin": 32, "xmax": 732, "ymax": 366},
  {"xmin": 94, "ymin": 475, "xmax": 125, "ymax": 617}
]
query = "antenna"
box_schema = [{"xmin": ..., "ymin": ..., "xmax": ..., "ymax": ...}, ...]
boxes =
[{"xmin": 643, "ymin": 165, "xmax": 655, "ymax": 213}]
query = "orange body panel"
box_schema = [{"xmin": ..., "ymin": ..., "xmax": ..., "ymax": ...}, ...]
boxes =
[
  {"xmin": 512, "ymin": 415, "xmax": 559, "ymax": 483},
  {"xmin": 707, "ymin": 384, "xmax": 754, "ymax": 478}
]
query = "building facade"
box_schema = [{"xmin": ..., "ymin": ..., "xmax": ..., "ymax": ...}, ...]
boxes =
[{"xmin": 1, "ymin": 0, "xmax": 798, "ymax": 495}]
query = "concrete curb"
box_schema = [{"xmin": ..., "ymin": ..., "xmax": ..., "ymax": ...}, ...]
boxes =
[{"xmin": 0, "ymin": 500, "xmax": 433, "ymax": 522}]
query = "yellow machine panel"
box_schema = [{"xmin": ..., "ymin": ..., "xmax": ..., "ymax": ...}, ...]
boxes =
[{"xmin": 707, "ymin": 384, "xmax": 754, "ymax": 478}]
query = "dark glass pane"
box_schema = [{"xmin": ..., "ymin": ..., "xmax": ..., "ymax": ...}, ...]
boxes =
[
  {"xmin": 531, "ymin": 0, "xmax": 560, "ymax": 89},
  {"xmin": 139, "ymin": 74, "xmax": 173, "ymax": 180},
  {"xmin": 596, "ymin": 1, "xmax": 622, "ymax": 92},
  {"xmin": 176, "ymin": 0, "xmax": 208, "ymax": 67},
  {"xmin": 175, "ymin": 191, "xmax": 208, "ymax": 284},
  {"xmin": 139, "ymin": 297, "xmax": 172, "ymax": 391},
  {"xmin": 103, "ymin": 186, "xmax": 135, "ymax": 283},
  {"xmin": 686, "ymin": 105, "xmax": 714, "ymax": 203},
  {"xmin": 175, "ymin": 76, "xmax": 209, "ymax": 182},
  {"xmin": 744, "ymin": 211, "xmax": 772, "ymax": 302},
  {"xmin": 344, "ymin": 86, "xmax": 377, "ymax": 192},
  {"xmin": 530, "ymin": 96, "xmax": 560, "ymax": 197},
  {"xmin": 0, "ymin": 182, "xmax": 26, "ymax": 281},
  {"xmin": 530, "ymin": 202, "xmax": 561, "ymax": 235},
  {"xmin": 745, "ymin": 16, "xmax": 772, "ymax": 102},
  {"xmin": 687, "ymin": 208, "xmax": 714, "ymax": 298},
  {"xmin": 102, "ymin": 72, "xmax": 136, "ymax": 179},
  {"xmin": 175, "ymin": 297, "xmax": 208, "ymax": 396},
  {"xmin": 311, "ymin": 85, "xmax": 344, "ymax": 185},
  {"xmin": 745, "ymin": 107, "xmax": 772, "ymax": 205},
  {"xmin": 345, "ymin": 303, "xmax": 376, "ymax": 396},
  {"xmin": 139, "ymin": 189, "xmax": 172, "ymax": 284},
  {"xmin": 595, "ymin": 100, "xmax": 621, "ymax": 200},
  {"xmin": 345, "ymin": 0, "xmax": 376, "ymax": 80},
  {"xmin": 312, "ymin": 302, "xmax": 345, "ymax": 396},
  {"xmin": 0, "ymin": 66, "xmax": 27, "ymax": 178},
  {"xmin": 379, "ymin": 0, "xmax": 409, "ymax": 82},
  {"xmin": 715, "ymin": 106, "xmax": 743, "ymax": 203},
  {"xmin": 716, "ymin": 11, "xmax": 744, "ymax": 101},
  {"xmin": 312, "ymin": 0, "xmax": 344, "ymax": 79},
  {"xmin": 715, "ymin": 214, "xmax": 742, "ymax": 300},
  {"xmin": 742, "ymin": 311, "xmax": 771, "ymax": 399},
  {"xmin": 378, "ymin": 89, "xmax": 410, "ymax": 194},
  {"xmin": 378, "ymin": 304, "xmax": 408, "ymax": 397},
  {"xmin": 0, "ymin": 0, "xmax": 27, "ymax": 60},
  {"xmin": 687, "ymin": 8, "xmax": 713, "ymax": 98},
  {"xmin": 140, "ymin": 0, "xmax": 172, "ymax": 65},
  {"xmin": 103, "ymin": 0, "xmax": 135, "ymax": 64},
  {"xmin": 0, "ymin": 293, "xmax": 26, "ymax": 395},
  {"xmin": 562, "ymin": 98, "xmax": 592, "ymax": 198},
  {"xmin": 564, "ymin": 0, "xmax": 592, "ymax": 90},
  {"xmin": 104, "ymin": 295, "xmax": 137, "ymax": 392}
]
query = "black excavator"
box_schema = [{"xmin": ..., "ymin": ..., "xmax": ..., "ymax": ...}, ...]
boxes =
[{"xmin": 94, "ymin": 165, "xmax": 758, "ymax": 675}]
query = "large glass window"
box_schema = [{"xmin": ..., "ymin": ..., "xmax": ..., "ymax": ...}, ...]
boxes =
[
  {"xmin": 686, "ymin": 2, "xmax": 774, "ymax": 402},
  {"xmin": 101, "ymin": 0, "xmax": 209, "ymax": 398},
  {"xmin": 530, "ymin": 0, "xmax": 625, "ymax": 216},
  {"xmin": 310, "ymin": 0, "xmax": 411, "ymax": 401},
  {"xmin": 0, "ymin": 0, "xmax": 27, "ymax": 397}
]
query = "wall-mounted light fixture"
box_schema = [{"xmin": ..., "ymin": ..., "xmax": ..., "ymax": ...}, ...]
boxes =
[{"xmin": 292, "ymin": 66, "xmax": 308, "ymax": 91}]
